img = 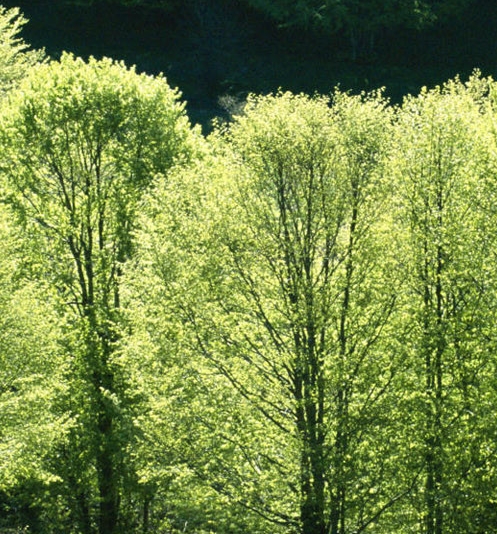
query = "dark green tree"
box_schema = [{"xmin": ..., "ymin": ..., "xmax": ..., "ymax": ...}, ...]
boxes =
[{"xmin": 241, "ymin": 0, "xmax": 473, "ymax": 59}]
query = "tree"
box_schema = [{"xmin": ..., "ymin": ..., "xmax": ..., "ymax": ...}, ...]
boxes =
[
  {"xmin": 391, "ymin": 75, "xmax": 497, "ymax": 533},
  {"xmin": 241, "ymin": 0, "xmax": 474, "ymax": 59},
  {"xmin": 131, "ymin": 90, "xmax": 409, "ymax": 534},
  {"xmin": 123, "ymin": 150, "xmax": 280, "ymax": 533},
  {"xmin": 0, "ymin": 205, "xmax": 70, "ymax": 533},
  {"xmin": 0, "ymin": 6, "xmax": 45, "ymax": 95},
  {"xmin": 0, "ymin": 52, "xmax": 198, "ymax": 534}
]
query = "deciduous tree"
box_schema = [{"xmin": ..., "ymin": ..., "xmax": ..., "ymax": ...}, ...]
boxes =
[
  {"xmin": 0, "ymin": 52, "xmax": 197, "ymax": 534},
  {"xmin": 242, "ymin": 0, "xmax": 473, "ymax": 59},
  {"xmin": 132, "ymin": 90, "xmax": 408, "ymax": 534},
  {"xmin": 0, "ymin": 206, "xmax": 70, "ymax": 532},
  {"xmin": 0, "ymin": 6, "xmax": 44, "ymax": 95},
  {"xmin": 391, "ymin": 75, "xmax": 497, "ymax": 533}
]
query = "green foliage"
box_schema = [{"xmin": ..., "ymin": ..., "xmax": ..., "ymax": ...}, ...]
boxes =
[
  {"xmin": 0, "ymin": 6, "xmax": 45, "ymax": 96},
  {"xmin": 388, "ymin": 74, "xmax": 497, "ymax": 533},
  {"xmin": 0, "ymin": 205, "xmax": 70, "ymax": 532},
  {"xmin": 0, "ymin": 51, "xmax": 196, "ymax": 316},
  {"xmin": 0, "ymin": 52, "xmax": 199, "ymax": 533},
  {"xmin": 219, "ymin": 90, "xmax": 401, "ymax": 534},
  {"xmin": 1, "ymin": 21, "xmax": 497, "ymax": 531},
  {"xmin": 241, "ymin": 0, "xmax": 473, "ymax": 58},
  {"xmin": 242, "ymin": 0, "xmax": 472, "ymax": 30},
  {"xmin": 128, "ymin": 89, "xmax": 409, "ymax": 533},
  {"xmin": 126, "ymin": 77, "xmax": 497, "ymax": 534}
]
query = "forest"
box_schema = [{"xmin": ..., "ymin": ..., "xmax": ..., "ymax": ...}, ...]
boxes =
[
  {"xmin": 1, "ymin": 2, "xmax": 497, "ymax": 534},
  {"xmin": 2, "ymin": 0, "xmax": 497, "ymax": 128}
]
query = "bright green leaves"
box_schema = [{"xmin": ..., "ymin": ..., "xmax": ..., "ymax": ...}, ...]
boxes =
[
  {"xmin": 0, "ymin": 6, "xmax": 45, "ymax": 96},
  {"xmin": 0, "ymin": 52, "xmax": 200, "ymax": 533},
  {"xmin": 0, "ymin": 52, "xmax": 197, "ymax": 313},
  {"xmin": 389, "ymin": 75, "xmax": 497, "ymax": 533},
  {"xmin": 2, "ymin": 25, "xmax": 497, "ymax": 533},
  {"xmin": 0, "ymin": 206, "xmax": 68, "ymax": 494},
  {"xmin": 127, "ymin": 78, "xmax": 497, "ymax": 534},
  {"xmin": 129, "ymin": 89, "xmax": 402, "ymax": 533}
]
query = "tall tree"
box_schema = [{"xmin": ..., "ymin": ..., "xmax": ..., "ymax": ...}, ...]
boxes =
[
  {"xmin": 0, "ymin": 6, "xmax": 44, "ymax": 95},
  {"xmin": 241, "ymin": 0, "xmax": 474, "ymax": 59},
  {"xmin": 391, "ymin": 75, "xmax": 497, "ymax": 533},
  {"xmin": 0, "ymin": 205, "xmax": 70, "ymax": 532},
  {"xmin": 131, "ymin": 90, "xmax": 408, "ymax": 533},
  {"xmin": 0, "ymin": 52, "xmax": 197, "ymax": 534}
]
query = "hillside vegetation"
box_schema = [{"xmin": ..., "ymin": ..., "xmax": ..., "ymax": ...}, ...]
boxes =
[
  {"xmin": 2, "ymin": 0, "xmax": 497, "ymax": 126},
  {"xmin": 1, "ymin": 4, "xmax": 497, "ymax": 534}
]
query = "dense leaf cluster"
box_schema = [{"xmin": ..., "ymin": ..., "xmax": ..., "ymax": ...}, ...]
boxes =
[{"xmin": 1, "ymin": 7, "xmax": 497, "ymax": 534}]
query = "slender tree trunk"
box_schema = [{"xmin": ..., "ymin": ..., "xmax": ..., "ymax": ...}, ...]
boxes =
[
  {"xmin": 84, "ymin": 302, "xmax": 120, "ymax": 534},
  {"xmin": 298, "ymin": 426, "xmax": 327, "ymax": 534},
  {"xmin": 96, "ymin": 412, "xmax": 119, "ymax": 534},
  {"xmin": 75, "ymin": 491, "xmax": 93, "ymax": 534},
  {"xmin": 295, "ymin": 343, "xmax": 327, "ymax": 534},
  {"xmin": 329, "ymin": 390, "xmax": 347, "ymax": 534},
  {"xmin": 423, "ymin": 195, "xmax": 445, "ymax": 534},
  {"xmin": 96, "ymin": 334, "xmax": 119, "ymax": 534},
  {"xmin": 329, "ymin": 190, "xmax": 358, "ymax": 534},
  {"xmin": 424, "ymin": 329, "xmax": 443, "ymax": 534},
  {"xmin": 284, "ymin": 169, "xmax": 327, "ymax": 534},
  {"xmin": 142, "ymin": 493, "xmax": 151, "ymax": 534},
  {"xmin": 433, "ymin": 232, "xmax": 444, "ymax": 534}
]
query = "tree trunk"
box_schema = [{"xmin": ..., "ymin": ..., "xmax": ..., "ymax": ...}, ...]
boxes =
[
  {"xmin": 299, "ymin": 426, "xmax": 327, "ymax": 534},
  {"xmin": 423, "ymin": 202, "xmax": 444, "ymax": 534},
  {"xmin": 75, "ymin": 491, "xmax": 93, "ymax": 534},
  {"xmin": 85, "ymin": 307, "xmax": 120, "ymax": 534},
  {"xmin": 295, "ymin": 353, "xmax": 327, "ymax": 534},
  {"xmin": 97, "ymin": 415, "xmax": 119, "ymax": 534},
  {"xmin": 142, "ymin": 493, "xmax": 151, "ymax": 534}
]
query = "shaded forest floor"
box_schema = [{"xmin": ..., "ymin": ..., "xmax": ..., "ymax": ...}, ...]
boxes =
[{"xmin": 3, "ymin": 0, "xmax": 497, "ymax": 130}]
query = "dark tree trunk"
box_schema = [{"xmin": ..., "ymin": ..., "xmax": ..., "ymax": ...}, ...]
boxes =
[
  {"xmin": 423, "ymin": 189, "xmax": 445, "ymax": 534},
  {"xmin": 97, "ymin": 415, "xmax": 119, "ymax": 534},
  {"xmin": 142, "ymin": 493, "xmax": 151, "ymax": 534},
  {"xmin": 75, "ymin": 491, "xmax": 93, "ymax": 534}
]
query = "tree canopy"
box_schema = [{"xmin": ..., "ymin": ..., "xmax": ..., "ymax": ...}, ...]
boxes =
[
  {"xmin": 241, "ymin": 0, "xmax": 474, "ymax": 57},
  {"xmin": 1, "ymin": 6, "xmax": 497, "ymax": 534},
  {"xmin": 0, "ymin": 50, "xmax": 199, "ymax": 534},
  {"xmin": 0, "ymin": 6, "xmax": 44, "ymax": 95}
]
